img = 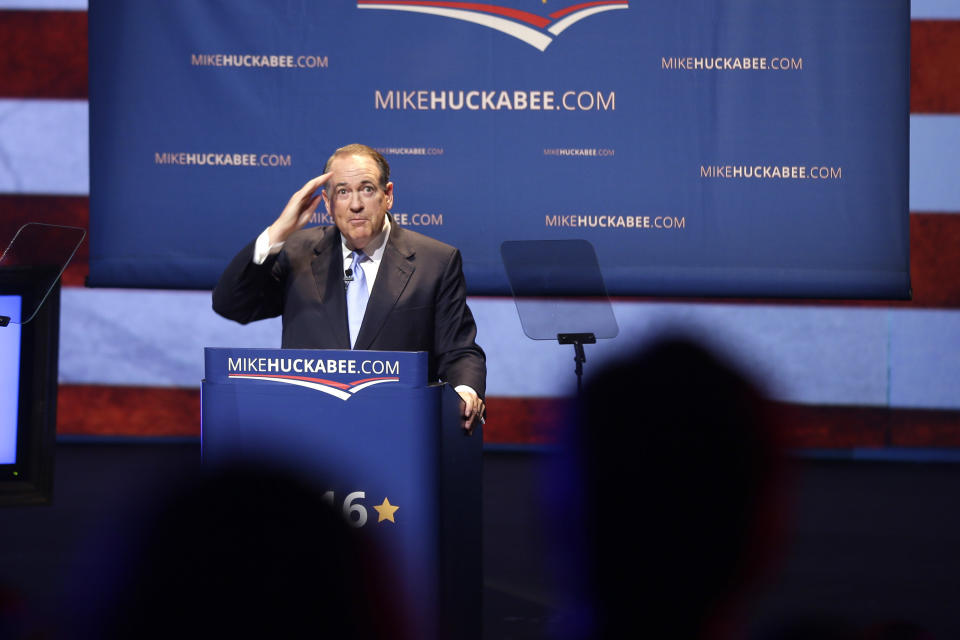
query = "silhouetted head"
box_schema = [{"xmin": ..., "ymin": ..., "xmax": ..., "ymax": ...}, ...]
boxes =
[
  {"xmin": 564, "ymin": 335, "xmax": 786, "ymax": 638},
  {"xmin": 97, "ymin": 464, "xmax": 405, "ymax": 639}
]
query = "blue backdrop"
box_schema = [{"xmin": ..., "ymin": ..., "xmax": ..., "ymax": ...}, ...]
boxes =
[{"xmin": 89, "ymin": 0, "xmax": 910, "ymax": 297}]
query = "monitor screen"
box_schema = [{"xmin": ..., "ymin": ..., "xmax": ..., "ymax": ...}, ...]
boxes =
[{"xmin": 0, "ymin": 295, "xmax": 22, "ymax": 465}]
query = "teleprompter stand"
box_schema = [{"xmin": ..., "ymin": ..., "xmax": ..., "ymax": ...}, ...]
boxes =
[
  {"xmin": 558, "ymin": 332, "xmax": 596, "ymax": 393},
  {"xmin": 500, "ymin": 240, "xmax": 618, "ymax": 393}
]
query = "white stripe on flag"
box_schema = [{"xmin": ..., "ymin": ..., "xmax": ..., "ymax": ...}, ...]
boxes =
[
  {"xmin": 0, "ymin": 1, "xmax": 86, "ymax": 9},
  {"xmin": 912, "ymin": 0, "xmax": 960, "ymax": 19},
  {"xmin": 0, "ymin": 99, "xmax": 88, "ymax": 195},
  {"xmin": 911, "ymin": 115, "xmax": 960, "ymax": 213},
  {"xmin": 58, "ymin": 289, "xmax": 960, "ymax": 411}
]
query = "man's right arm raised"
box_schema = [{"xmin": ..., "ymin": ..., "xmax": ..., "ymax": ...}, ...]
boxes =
[{"xmin": 212, "ymin": 174, "xmax": 330, "ymax": 323}]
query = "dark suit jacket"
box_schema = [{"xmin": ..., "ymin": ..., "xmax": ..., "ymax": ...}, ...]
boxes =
[{"xmin": 212, "ymin": 220, "xmax": 486, "ymax": 396}]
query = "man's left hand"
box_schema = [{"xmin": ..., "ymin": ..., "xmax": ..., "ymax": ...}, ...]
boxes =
[{"xmin": 457, "ymin": 388, "xmax": 485, "ymax": 433}]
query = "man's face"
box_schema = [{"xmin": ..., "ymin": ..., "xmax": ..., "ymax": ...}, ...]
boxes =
[{"xmin": 321, "ymin": 154, "xmax": 393, "ymax": 251}]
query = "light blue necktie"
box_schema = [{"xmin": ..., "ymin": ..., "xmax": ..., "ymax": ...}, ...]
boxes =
[{"xmin": 346, "ymin": 250, "xmax": 369, "ymax": 348}]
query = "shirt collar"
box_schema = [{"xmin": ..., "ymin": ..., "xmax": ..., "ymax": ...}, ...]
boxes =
[{"xmin": 341, "ymin": 215, "xmax": 391, "ymax": 263}]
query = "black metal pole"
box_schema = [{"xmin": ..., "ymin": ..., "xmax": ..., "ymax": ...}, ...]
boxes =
[{"xmin": 558, "ymin": 333, "xmax": 595, "ymax": 395}]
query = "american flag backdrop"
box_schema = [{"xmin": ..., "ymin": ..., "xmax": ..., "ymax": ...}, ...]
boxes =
[{"xmin": 1, "ymin": 0, "xmax": 958, "ymax": 448}]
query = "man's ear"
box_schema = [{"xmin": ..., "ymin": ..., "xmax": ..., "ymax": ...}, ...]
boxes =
[{"xmin": 385, "ymin": 182, "xmax": 394, "ymax": 208}]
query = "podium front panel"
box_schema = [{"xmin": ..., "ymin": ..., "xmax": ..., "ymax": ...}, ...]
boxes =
[{"xmin": 201, "ymin": 348, "xmax": 479, "ymax": 639}]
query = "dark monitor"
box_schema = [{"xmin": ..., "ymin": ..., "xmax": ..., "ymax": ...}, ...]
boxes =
[{"xmin": 0, "ymin": 268, "xmax": 60, "ymax": 506}]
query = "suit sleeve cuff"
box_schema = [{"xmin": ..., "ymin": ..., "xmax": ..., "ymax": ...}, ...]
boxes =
[{"xmin": 253, "ymin": 227, "xmax": 285, "ymax": 265}]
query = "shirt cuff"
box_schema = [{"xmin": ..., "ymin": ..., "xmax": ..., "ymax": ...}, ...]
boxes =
[
  {"xmin": 253, "ymin": 227, "xmax": 285, "ymax": 265},
  {"xmin": 454, "ymin": 384, "xmax": 478, "ymax": 398}
]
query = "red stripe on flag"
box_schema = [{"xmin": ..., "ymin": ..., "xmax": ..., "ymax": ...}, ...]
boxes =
[
  {"xmin": 910, "ymin": 213, "xmax": 960, "ymax": 308},
  {"xmin": 0, "ymin": 195, "xmax": 89, "ymax": 287},
  {"xmin": 58, "ymin": 385, "xmax": 201, "ymax": 437},
  {"xmin": 780, "ymin": 404, "xmax": 960, "ymax": 449},
  {"xmin": 485, "ymin": 396, "xmax": 574, "ymax": 444},
  {"xmin": 56, "ymin": 384, "xmax": 960, "ymax": 448},
  {"xmin": 912, "ymin": 20, "xmax": 960, "ymax": 114},
  {"xmin": 611, "ymin": 213, "xmax": 960, "ymax": 309},
  {"xmin": 777, "ymin": 403, "xmax": 887, "ymax": 449},
  {"xmin": 889, "ymin": 408, "xmax": 960, "ymax": 447},
  {"xmin": 0, "ymin": 10, "xmax": 87, "ymax": 99},
  {"xmin": 0, "ymin": 11, "xmax": 956, "ymax": 113},
  {"xmin": 4, "ymin": 197, "xmax": 960, "ymax": 307}
]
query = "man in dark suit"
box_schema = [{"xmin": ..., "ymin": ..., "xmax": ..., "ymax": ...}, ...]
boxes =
[{"xmin": 213, "ymin": 144, "xmax": 485, "ymax": 430}]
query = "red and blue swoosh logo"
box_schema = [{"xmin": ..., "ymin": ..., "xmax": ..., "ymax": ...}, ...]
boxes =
[
  {"xmin": 357, "ymin": 1, "xmax": 630, "ymax": 51},
  {"xmin": 228, "ymin": 373, "xmax": 399, "ymax": 401}
]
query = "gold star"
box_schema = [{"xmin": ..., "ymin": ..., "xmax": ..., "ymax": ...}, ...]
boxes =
[{"xmin": 373, "ymin": 497, "xmax": 399, "ymax": 523}]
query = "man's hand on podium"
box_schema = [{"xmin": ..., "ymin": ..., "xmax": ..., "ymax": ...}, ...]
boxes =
[{"xmin": 457, "ymin": 388, "xmax": 485, "ymax": 433}]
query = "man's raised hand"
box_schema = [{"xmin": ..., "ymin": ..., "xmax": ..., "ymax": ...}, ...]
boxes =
[{"xmin": 267, "ymin": 173, "xmax": 331, "ymax": 244}]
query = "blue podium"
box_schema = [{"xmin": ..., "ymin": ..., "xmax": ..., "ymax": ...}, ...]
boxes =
[{"xmin": 201, "ymin": 348, "xmax": 482, "ymax": 639}]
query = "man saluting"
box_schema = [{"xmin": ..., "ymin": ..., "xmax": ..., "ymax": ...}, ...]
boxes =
[{"xmin": 213, "ymin": 143, "xmax": 486, "ymax": 430}]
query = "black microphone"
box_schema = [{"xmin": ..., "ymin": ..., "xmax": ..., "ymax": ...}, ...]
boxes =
[{"xmin": 344, "ymin": 267, "xmax": 354, "ymax": 289}]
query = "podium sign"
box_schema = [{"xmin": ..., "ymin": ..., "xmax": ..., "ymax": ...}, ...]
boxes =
[{"xmin": 202, "ymin": 348, "xmax": 481, "ymax": 639}]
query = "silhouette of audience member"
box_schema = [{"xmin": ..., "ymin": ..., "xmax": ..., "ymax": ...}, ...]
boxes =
[
  {"xmin": 553, "ymin": 335, "xmax": 787, "ymax": 639},
  {"xmin": 860, "ymin": 620, "xmax": 937, "ymax": 640},
  {"xmin": 89, "ymin": 464, "xmax": 409, "ymax": 640},
  {"xmin": 760, "ymin": 616, "xmax": 936, "ymax": 640},
  {"xmin": 0, "ymin": 586, "xmax": 29, "ymax": 639}
]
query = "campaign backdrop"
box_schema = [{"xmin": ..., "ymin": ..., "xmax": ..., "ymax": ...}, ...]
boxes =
[{"xmin": 88, "ymin": 0, "xmax": 910, "ymax": 298}]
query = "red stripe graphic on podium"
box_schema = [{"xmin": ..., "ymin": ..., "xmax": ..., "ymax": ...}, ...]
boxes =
[{"xmin": 227, "ymin": 373, "xmax": 400, "ymax": 400}]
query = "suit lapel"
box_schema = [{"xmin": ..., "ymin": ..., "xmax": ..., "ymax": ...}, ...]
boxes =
[
  {"xmin": 354, "ymin": 225, "xmax": 415, "ymax": 350},
  {"xmin": 310, "ymin": 228, "xmax": 351, "ymax": 349}
]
